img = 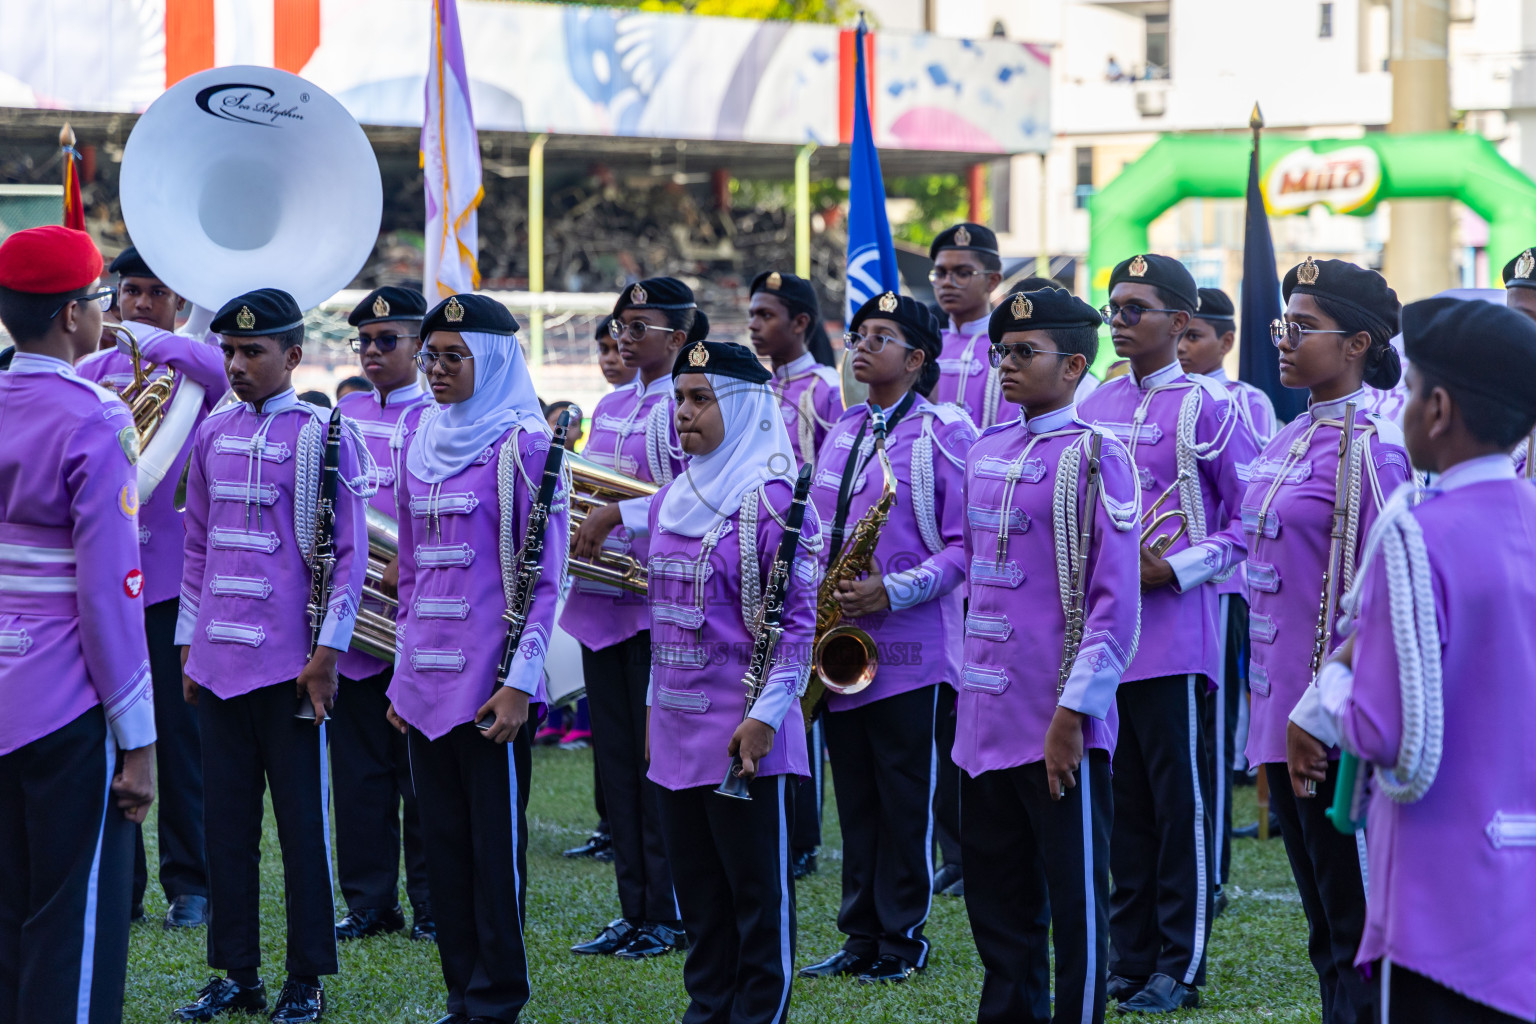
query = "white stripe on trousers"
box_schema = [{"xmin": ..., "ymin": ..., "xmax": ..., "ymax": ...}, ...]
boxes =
[
  {"xmin": 1214, "ymin": 595, "xmax": 1229, "ymax": 885},
  {"xmin": 318, "ymin": 723, "xmax": 338, "ymax": 965},
  {"xmin": 505, "ymin": 745, "xmax": 526, "ymax": 946},
  {"xmin": 1184, "ymin": 674, "xmax": 1210, "ymax": 986},
  {"xmin": 75, "ymin": 728, "xmax": 115, "ymax": 1024},
  {"xmin": 772, "ymin": 776, "xmax": 791, "ymax": 1024},
  {"xmin": 1382, "ymin": 958, "xmax": 1393, "ymax": 1023},
  {"xmin": 905, "ymin": 686, "xmax": 940, "ymax": 968},
  {"xmin": 1355, "ymin": 829, "xmax": 1369, "ymax": 901},
  {"xmin": 1077, "ymin": 757, "xmax": 1097, "ymax": 1024}
]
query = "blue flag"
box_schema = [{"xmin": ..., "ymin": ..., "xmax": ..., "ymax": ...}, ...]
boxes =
[
  {"xmin": 1238, "ymin": 136, "xmax": 1306, "ymax": 423},
  {"xmin": 844, "ymin": 18, "xmax": 899, "ymax": 323}
]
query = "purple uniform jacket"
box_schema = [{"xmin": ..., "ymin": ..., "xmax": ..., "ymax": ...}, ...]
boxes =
[
  {"xmin": 1321, "ymin": 459, "xmax": 1536, "ymax": 1021},
  {"xmin": 334, "ymin": 383, "xmax": 431, "ymax": 681},
  {"xmin": 954, "ymin": 406, "xmax": 1142, "ymax": 775},
  {"xmin": 387, "ymin": 420, "xmax": 566, "ymax": 740},
  {"xmin": 810, "ymin": 398, "xmax": 974, "ymax": 710},
  {"xmin": 77, "ymin": 323, "xmax": 230, "ymax": 607},
  {"xmin": 559, "ymin": 374, "xmax": 684, "ymax": 650},
  {"xmin": 1170, "ymin": 394, "xmax": 1410, "ymax": 765},
  {"xmin": 643, "ymin": 479, "xmax": 819, "ymax": 791},
  {"xmin": 770, "ymin": 352, "xmax": 843, "ymax": 468},
  {"xmin": 0, "ymin": 355, "xmax": 156, "ymax": 755},
  {"xmin": 176, "ymin": 388, "xmax": 372, "ymax": 698},
  {"xmin": 1078, "ymin": 361, "xmax": 1259, "ymax": 684},
  {"xmin": 933, "ymin": 313, "xmax": 1021, "ymax": 431}
]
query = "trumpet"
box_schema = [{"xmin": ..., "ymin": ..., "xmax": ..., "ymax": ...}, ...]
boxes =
[
  {"xmin": 1140, "ymin": 473, "xmax": 1190, "ymax": 557},
  {"xmin": 566, "ymin": 452, "xmax": 658, "ymax": 593},
  {"xmin": 349, "ymin": 505, "xmax": 403, "ymax": 664},
  {"xmin": 106, "ymin": 323, "xmax": 178, "ymax": 447}
]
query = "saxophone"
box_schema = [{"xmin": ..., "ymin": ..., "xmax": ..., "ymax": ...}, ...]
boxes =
[{"xmin": 801, "ymin": 404, "xmax": 898, "ymax": 724}]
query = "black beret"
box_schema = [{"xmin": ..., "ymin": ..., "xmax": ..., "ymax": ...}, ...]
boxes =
[
  {"xmin": 108, "ymin": 245, "xmax": 157, "ymax": 281},
  {"xmin": 212, "ymin": 288, "xmax": 304, "ymax": 337},
  {"xmin": 421, "ymin": 293, "xmax": 518, "ymax": 337},
  {"xmin": 1501, "ymin": 248, "xmax": 1536, "ymax": 290},
  {"xmin": 613, "ymin": 276, "xmax": 710, "ymax": 342},
  {"xmin": 749, "ymin": 270, "xmax": 820, "ymax": 320},
  {"xmin": 672, "ymin": 339, "xmax": 771, "ymax": 384},
  {"xmin": 988, "ymin": 288, "xmax": 1101, "ymax": 345},
  {"xmin": 929, "ymin": 222, "xmax": 998, "ymax": 260},
  {"xmin": 1282, "ymin": 257, "xmax": 1400, "ymax": 338},
  {"xmin": 850, "ymin": 290, "xmax": 942, "ymax": 362},
  {"xmin": 595, "ymin": 314, "xmax": 614, "ymax": 342},
  {"xmin": 1108, "ymin": 253, "xmax": 1198, "ymax": 312},
  {"xmin": 1195, "ymin": 287, "xmax": 1235, "ymax": 321},
  {"xmin": 348, "ymin": 286, "xmax": 427, "ymax": 328},
  {"xmin": 1014, "ymin": 275, "xmax": 1064, "ymax": 293},
  {"xmin": 1403, "ymin": 296, "xmax": 1536, "ymax": 412}
]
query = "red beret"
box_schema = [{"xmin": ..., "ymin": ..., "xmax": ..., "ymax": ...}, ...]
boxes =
[{"xmin": 0, "ymin": 226, "xmax": 104, "ymax": 294}]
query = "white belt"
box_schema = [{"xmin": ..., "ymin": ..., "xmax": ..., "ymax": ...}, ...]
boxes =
[
  {"xmin": 0, "ymin": 573, "xmax": 77, "ymax": 592},
  {"xmin": 0, "ymin": 542, "xmax": 76, "ymax": 564}
]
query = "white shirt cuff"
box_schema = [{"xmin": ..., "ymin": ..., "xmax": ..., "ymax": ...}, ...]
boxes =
[
  {"xmin": 502, "ymin": 623, "xmax": 549, "ymax": 699},
  {"xmin": 618, "ymin": 495, "xmax": 653, "ymax": 537},
  {"xmin": 746, "ymin": 668, "xmax": 800, "ymax": 732},
  {"xmin": 882, "ymin": 566, "xmax": 939, "ymax": 611},
  {"xmin": 1289, "ymin": 677, "xmax": 1342, "ymax": 750},
  {"xmin": 1167, "ymin": 542, "xmax": 1221, "ymax": 593}
]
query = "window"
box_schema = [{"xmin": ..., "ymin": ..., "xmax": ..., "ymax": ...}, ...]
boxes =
[
  {"xmin": 1144, "ymin": 13, "xmax": 1169, "ymax": 77},
  {"xmin": 1319, "ymin": 2, "xmax": 1334, "ymax": 38},
  {"xmin": 1074, "ymin": 147, "xmax": 1094, "ymax": 210}
]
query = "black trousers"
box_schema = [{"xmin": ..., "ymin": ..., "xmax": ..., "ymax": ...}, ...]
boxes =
[
  {"xmin": 790, "ymin": 717, "xmax": 824, "ymax": 852},
  {"xmin": 583, "ymin": 633, "xmax": 678, "ymax": 924},
  {"xmin": 1380, "ymin": 962, "xmax": 1524, "ymax": 1024},
  {"xmin": 132, "ymin": 598, "xmax": 207, "ymax": 907},
  {"xmin": 962, "ymin": 751, "xmax": 1112, "ymax": 1024},
  {"xmin": 199, "ymin": 683, "xmax": 337, "ymax": 977},
  {"xmin": 331, "ymin": 668, "xmax": 430, "ymax": 915},
  {"xmin": 0, "ymin": 707, "xmax": 133, "ymax": 1024},
  {"xmin": 823, "ymin": 683, "xmax": 938, "ymax": 966},
  {"xmin": 1203, "ymin": 595, "xmax": 1247, "ymax": 888},
  {"xmin": 1267, "ymin": 762, "xmax": 1377, "ymax": 1024},
  {"xmin": 408, "ymin": 724, "xmax": 532, "ymax": 1022},
  {"xmin": 933, "ymin": 686, "xmax": 963, "ymax": 869},
  {"xmin": 656, "ymin": 776, "xmax": 796, "ymax": 1024},
  {"xmin": 1109, "ymin": 674, "xmax": 1213, "ymax": 988}
]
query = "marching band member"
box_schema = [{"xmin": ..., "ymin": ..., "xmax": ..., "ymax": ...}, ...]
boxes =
[
  {"xmin": 330, "ymin": 287, "xmax": 435, "ymax": 944},
  {"xmin": 796, "ymin": 292, "xmax": 975, "ymax": 985},
  {"xmin": 1178, "ymin": 287, "xmax": 1278, "ymax": 444},
  {"xmin": 1501, "ymin": 247, "xmax": 1536, "ymax": 323},
  {"xmin": 958, "ymin": 287, "xmax": 1141, "ymax": 1024},
  {"xmin": 75, "ymin": 244, "xmax": 228, "ymax": 930},
  {"xmin": 0, "ymin": 226, "xmax": 157, "ymax": 1024},
  {"xmin": 1172, "ymin": 260, "xmax": 1408, "ymax": 1023},
  {"xmin": 929, "ymin": 222, "xmax": 1015, "ymax": 431},
  {"xmin": 1297, "ymin": 297, "xmax": 1536, "ymax": 1024},
  {"xmin": 642, "ymin": 338, "xmax": 818, "ymax": 1024},
  {"xmin": 173, "ymin": 289, "xmax": 373, "ymax": 1024},
  {"xmin": 563, "ymin": 279, "xmax": 694, "ymax": 960},
  {"xmin": 385, "ymin": 294, "xmax": 567, "ymax": 1024},
  {"xmin": 1080, "ymin": 254, "xmax": 1260, "ymax": 1014}
]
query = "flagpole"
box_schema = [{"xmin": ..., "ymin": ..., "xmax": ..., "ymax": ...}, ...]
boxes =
[{"xmin": 59, "ymin": 122, "xmax": 84, "ymax": 231}]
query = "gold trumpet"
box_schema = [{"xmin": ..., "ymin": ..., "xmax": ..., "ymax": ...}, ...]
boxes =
[
  {"xmin": 350, "ymin": 505, "xmax": 403, "ymax": 663},
  {"xmin": 104, "ymin": 323, "xmax": 177, "ymax": 451},
  {"xmin": 566, "ymin": 452, "xmax": 659, "ymax": 594},
  {"xmin": 1140, "ymin": 473, "xmax": 1190, "ymax": 557}
]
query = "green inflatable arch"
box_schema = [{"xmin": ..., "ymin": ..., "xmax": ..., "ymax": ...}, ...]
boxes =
[{"xmin": 1085, "ymin": 131, "xmax": 1536, "ymax": 374}]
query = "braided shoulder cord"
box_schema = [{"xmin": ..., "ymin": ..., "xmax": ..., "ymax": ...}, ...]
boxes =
[
  {"xmin": 797, "ymin": 387, "xmax": 817, "ymax": 466},
  {"xmin": 389, "ymin": 414, "xmax": 410, "ymax": 517},
  {"xmin": 1174, "ymin": 389, "xmax": 1210, "ymax": 544},
  {"xmin": 294, "ymin": 415, "xmax": 321, "ymax": 569},
  {"xmin": 497, "ymin": 433, "xmax": 520, "ymax": 608},
  {"xmin": 340, "ymin": 417, "xmax": 381, "ymax": 497},
  {"xmin": 739, "ymin": 488, "xmax": 762, "ymax": 628},
  {"xmin": 912, "ymin": 422, "xmax": 944, "ymax": 556},
  {"xmin": 1339, "ymin": 429, "xmax": 1370, "ymax": 599},
  {"xmin": 1052, "ymin": 440, "xmax": 1082, "ymax": 621},
  {"xmin": 982, "ymin": 364, "xmax": 1003, "ymax": 429},
  {"xmin": 644, "ymin": 400, "xmax": 676, "ymax": 485}
]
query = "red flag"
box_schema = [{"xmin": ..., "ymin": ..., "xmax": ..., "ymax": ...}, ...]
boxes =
[{"xmin": 60, "ymin": 123, "xmax": 84, "ymax": 231}]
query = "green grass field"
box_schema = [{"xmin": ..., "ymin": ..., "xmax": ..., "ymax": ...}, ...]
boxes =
[{"xmin": 124, "ymin": 746, "xmax": 1321, "ymax": 1023}]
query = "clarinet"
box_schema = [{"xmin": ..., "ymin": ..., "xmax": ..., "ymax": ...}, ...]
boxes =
[
  {"xmin": 1057, "ymin": 430, "xmax": 1104, "ymax": 696},
  {"xmin": 716, "ymin": 463, "xmax": 815, "ymax": 800},
  {"xmin": 297, "ymin": 406, "xmax": 345, "ymax": 721},
  {"xmin": 477, "ymin": 410, "xmax": 572, "ymax": 731}
]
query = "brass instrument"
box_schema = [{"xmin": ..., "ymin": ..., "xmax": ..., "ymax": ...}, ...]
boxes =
[
  {"xmin": 350, "ymin": 505, "xmax": 402, "ymax": 663},
  {"xmin": 105, "ymin": 323, "xmax": 178, "ymax": 447},
  {"xmin": 802, "ymin": 405, "xmax": 897, "ymax": 722},
  {"xmin": 566, "ymin": 452, "xmax": 659, "ymax": 593},
  {"xmin": 1140, "ymin": 473, "xmax": 1190, "ymax": 557}
]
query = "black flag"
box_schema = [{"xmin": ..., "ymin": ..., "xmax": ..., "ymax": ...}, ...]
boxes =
[{"xmin": 1238, "ymin": 106, "xmax": 1306, "ymax": 424}]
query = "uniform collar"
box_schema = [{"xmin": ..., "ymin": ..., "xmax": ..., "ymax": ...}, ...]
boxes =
[
  {"xmin": 1025, "ymin": 403, "xmax": 1078, "ymax": 434},
  {"xmin": 1131, "ymin": 359, "xmax": 1184, "ymax": 390},
  {"xmin": 374, "ymin": 380, "xmax": 425, "ymax": 407},
  {"xmin": 10, "ymin": 352, "xmax": 77, "ymax": 376},
  {"xmin": 946, "ymin": 312, "xmax": 990, "ymax": 336},
  {"xmin": 1308, "ymin": 388, "xmax": 1366, "ymax": 422},
  {"xmin": 774, "ymin": 351, "xmax": 817, "ymax": 380},
  {"xmin": 245, "ymin": 387, "xmax": 299, "ymax": 415},
  {"xmin": 1205, "ymin": 366, "xmax": 1230, "ymax": 384},
  {"xmin": 1433, "ymin": 454, "xmax": 1516, "ymax": 492},
  {"xmin": 633, "ymin": 373, "xmax": 672, "ymax": 400}
]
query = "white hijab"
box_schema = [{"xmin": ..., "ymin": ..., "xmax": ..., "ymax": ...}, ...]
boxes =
[
  {"xmin": 407, "ymin": 329, "xmax": 548, "ymax": 484},
  {"xmin": 658, "ymin": 372, "xmax": 796, "ymax": 538}
]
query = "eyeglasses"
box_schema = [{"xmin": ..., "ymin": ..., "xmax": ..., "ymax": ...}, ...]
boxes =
[
  {"xmin": 1100, "ymin": 303, "xmax": 1183, "ymax": 326},
  {"xmin": 414, "ymin": 350, "xmax": 475, "ymax": 375},
  {"xmin": 608, "ymin": 319, "xmax": 675, "ymax": 343},
  {"xmin": 927, "ymin": 266, "xmax": 983, "ymax": 284},
  {"xmin": 1269, "ymin": 319, "xmax": 1352, "ymax": 350},
  {"xmin": 988, "ymin": 342, "xmax": 1076, "ymax": 369},
  {"xmin": 50, "ymin": 287, "xmax": 116, "ymax": 320},
  {"xmin": 842, "ymin": 330, "xmax": 916, "ymax": 355},
  {"xmin": 350, "ymin": 332, "xmax": 417, "ymax": 353}
]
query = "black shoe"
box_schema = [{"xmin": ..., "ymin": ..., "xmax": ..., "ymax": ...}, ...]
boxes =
[
  {"xmin": 1115, "ymin": 973, "xmax": 1199, "ymax": 1014},
  {"xmin": 165, "ymin": 894, "xmax": 210, "ymax": 929},
  {"xmin": 940, "ymin": 875, "xmax": 965, "ymax": 897},
  {"xmin": 571, "ymin": 918, "xmax": 639, "ymax": 955},
  {"xmin": 428, "ymin": 1016, "xmax": 467, "ymax": 1024},
  {"xmin": 1213, "ymin": 887, "xmax": 1230, "ymax": 919},
  {"xmin": 268, "ymin": 978, "xmax": 324, "ymax": 1023},
  {"xmin": 614, "ymin": 921, "xmax": 688, "ymax": 959},
  {"xmin": 562, "ymin": 831, "xmax": 613, "ymax": 859},
  {"xmin": 931, "ymin": 862, "xmax": 962, "ymax": 895},
  {"xmin": 172, "ymin": 976, "xmax": 268, "ymax": 1021},
  {"xmin": 857, "ymin": 954, "xmax": 918, "ymax": 984},
  {"xmin": 791, "ymin": 849, "xmax": 818, "ymax": 880},
  {"xmin": 797, "ymin": 950, "xmax": 873, "ymax": 979},
  {"xmin": 334, "ymin": 906, "xmax": 405, "ymax": 941},
  {"xmin": 1106, "ymin": 975, "xmax": 1148, "ymax": 1002},
  {"xmin": 411, "ymin": 911, "xmax": 437, "ymax": 942},
  {"xmin": 130, "ymin": 902, "xmax": 147, "ymax": 924}
]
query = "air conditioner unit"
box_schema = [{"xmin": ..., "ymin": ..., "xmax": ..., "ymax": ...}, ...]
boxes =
[{"xmin": 1135, "ymin": 86, "xmax": 1168, "ymax": 117}]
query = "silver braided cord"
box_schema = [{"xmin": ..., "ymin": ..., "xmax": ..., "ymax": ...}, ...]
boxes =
[
  {"xmin": 982, "ymin": 363, "xmax": 1003, "ymax": 429},
  {"xmin": 645, "ymin": 400, "xmax": 677, "ymax": 486},
  {"xmin": 1052, "ymin": 439, "xmax": 1082, "ymax": 622},
  {"xmin": 796, "ymin": 387, "xmax": 817, "ymax": 466},
  {"xmin": 294, "ymin": 415, "xmax": 321, "ymax": 569},
  {"xmin": 497, "ymin": 433, "xmax": 521, "ymax": 608},
  {"xmin": 912, "ymin": 423, "xmax": 944, "ymax": 557},
  {"xmin": 739, "ymin": 488, "xmax": 763, "ymax": 628},
  {"xmin": 339, "ymin": 417, "xmax": 382, "ymax": 497}
]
